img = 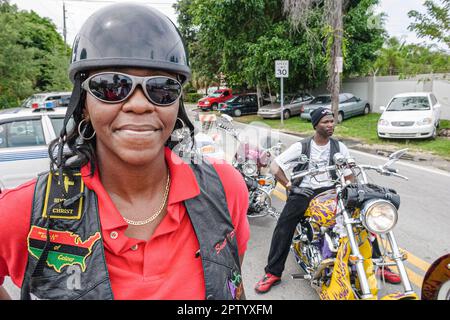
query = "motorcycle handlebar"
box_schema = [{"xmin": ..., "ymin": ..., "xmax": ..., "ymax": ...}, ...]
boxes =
[
  {"xmin": 290, "ymin": 165, "xmax": 337, "ymax": 181},
  {"xmin": 359, "ymin": 165, "xmax": 408, "ymax": 180}
]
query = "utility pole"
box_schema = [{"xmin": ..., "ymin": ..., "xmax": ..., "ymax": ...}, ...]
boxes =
[
  {"xmin": 63, "ymin": 1, "xmax": 67, "ymax": 45},
  {"xmin": 283, "ymin": 0, "xmax": 345, "ymax": 123},
  {"xmin": 328, "ymin": 0, "xmax": 343, "ymax": 123}
]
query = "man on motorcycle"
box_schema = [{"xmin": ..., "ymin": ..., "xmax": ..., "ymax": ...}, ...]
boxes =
[{"xmin": 255, "ymin": 107, "xmax": 400, "ymax": 294}]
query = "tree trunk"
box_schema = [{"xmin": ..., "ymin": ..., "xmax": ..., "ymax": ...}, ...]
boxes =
[
  {"xmin": 256, "ymin": 84, "xmax": 262, "ymax": 109},
  {"xmin": 328, "ymin": 0, "xmax": 343, "ymax": 123}
]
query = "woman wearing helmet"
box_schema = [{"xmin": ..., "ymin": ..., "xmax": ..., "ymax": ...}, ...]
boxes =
[{"xmin": 0, "ymin": 3, "xmax": 249, "ymax": 300}]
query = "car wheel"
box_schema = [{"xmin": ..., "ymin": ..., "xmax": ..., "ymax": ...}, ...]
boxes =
[
  {"xmin": 431, "ymin": 127, "xmax": 438, "ymax": 139},
  {"xmin": 283, "ymin": 110, "xmax": 290, "ymax": 120},
  {"xmin": 211, "ymin": 103, "xmax": 218, "ymax": 111},
  {"xmin": 364, "ymin": 104, "xmax": 370, "ymax": 115},
  {"xmin": 337, "ymin": 112, "xmax": 344, "ymax": 124},
  {"xmin": 233, "ymin": 109, "xmax": 242, "ymax": 117}
]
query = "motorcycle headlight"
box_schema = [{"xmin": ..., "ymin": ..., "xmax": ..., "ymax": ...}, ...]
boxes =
[
  {"xmin": 242, "ymin": 160, "xmax": 257, "ymax": 177},
  {"xmin": 360, "ymin": 199, "xmax": 398, "ymax": 234}
]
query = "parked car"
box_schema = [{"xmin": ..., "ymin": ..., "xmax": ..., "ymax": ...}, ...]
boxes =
[
  {"xmin": 0, "ymin": 106, "xmax": 73, "ymax": 190},
  {"xmin": 197, "ymin": 88, "xmax": 234, "ymax": 111},
  {"xmin": 257, "ymin": 93, "xmax": 314, "ymax": 119},
  {"xmin": 300, "ymin": 93, "xmax": 370, "ymax": 123},
  {"xmin": 218, "ymin": 93, "xmax": 262, "ymax": 117},
  {"xmin": 21, "ymin": 92, "xmax": 72, "ymax": 109},
  {"xmin": 377, "ymin": 92, "xmax": 441, "ymax": 139}
]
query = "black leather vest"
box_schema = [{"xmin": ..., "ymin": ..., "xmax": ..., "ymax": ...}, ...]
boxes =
[{"xmin": 21, "ymin": 160, "xmax": 243, "ymax": 300}]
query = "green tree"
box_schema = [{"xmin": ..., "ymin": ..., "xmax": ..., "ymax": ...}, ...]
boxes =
[
  {"xmin": 408, "ymin": 0, "xmax": 450, "ymax": 50},
  {"xmin": 0, "ymin": 1, "xmax": 38, "ymax": 107},
  {"xmin": 176, "ymin": 0, "xmax": 385, "ymax": 96},
  {"xmin": 0, "ymin": 0, "xmax": 71, "ymax": 109},
  {"xmin": 372, "ymin": 37, "xmax": 450, "ymax": 76}
]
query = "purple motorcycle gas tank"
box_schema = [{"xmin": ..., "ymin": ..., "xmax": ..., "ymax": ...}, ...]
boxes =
[{"xmin": 304, "ymin": 189, "xmax": 338, "ymax": 228}]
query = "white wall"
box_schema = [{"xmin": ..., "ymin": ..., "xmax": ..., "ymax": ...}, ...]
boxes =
[{"xmin": 312, "ymin": 73, "xmax": 450, "ymax": 119}]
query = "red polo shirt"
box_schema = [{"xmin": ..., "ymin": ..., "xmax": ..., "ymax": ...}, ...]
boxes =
[{"xmin": 0, "ymin": 147, "xmax": 250, "ymax": 299}]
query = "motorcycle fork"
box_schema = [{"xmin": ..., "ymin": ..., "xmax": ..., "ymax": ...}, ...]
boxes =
[
  {"xmin": 339, "ymin": 199, "xmax": 373, "ymax": 299},
  {"xmin": 383, "ymin": 232, "xmax": 415, "ymax": 295}
]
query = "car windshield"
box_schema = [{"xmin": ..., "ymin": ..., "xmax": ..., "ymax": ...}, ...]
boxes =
[
  {"xmin": 387, "ymin": 96, "xmax": 430, "ymax": 111},
  {"xmin": 275, "ymin": 96, "xmax": 293, "ymax": 103},
  {"xmin": 209, "ymin": 91, "xmax": 224, "ymax": 98},
  {"xmin": 226, "ymin": 96, "xmax": 239, "ymax": 103},
  {"xmin": 310, "ymin": 96, "xmax": 331, "ymax": 104},
  {"xmin": 21, "ymin": 94, "xmax": 46, "ymax": 108}
]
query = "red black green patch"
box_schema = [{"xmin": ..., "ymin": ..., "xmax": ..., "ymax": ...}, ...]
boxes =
[{"xmin": 27, "ymin": 226, "xmax": 101, "ymax": 273}]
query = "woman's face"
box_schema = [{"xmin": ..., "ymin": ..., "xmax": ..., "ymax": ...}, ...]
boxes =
[{"xmin": 84, "ymin": 68, "xmax": 180, "ymax": 167}]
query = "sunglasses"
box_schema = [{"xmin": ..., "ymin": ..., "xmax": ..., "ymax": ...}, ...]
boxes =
[{"xmin": 81, "ymin": 72, "xmax": 182, "ymax": 106}]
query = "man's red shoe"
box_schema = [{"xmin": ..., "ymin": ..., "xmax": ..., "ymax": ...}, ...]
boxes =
[
  {"xmin": 377, "ymin": 267, "xmax": 401, "ymax": 284},
  {"xmin": 254, "ymin": 273, "xmax": 281, "ymax": 294}
]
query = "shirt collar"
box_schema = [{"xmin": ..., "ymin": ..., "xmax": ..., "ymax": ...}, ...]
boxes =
[{"xmin": 80, "ymin": 147, "xmax": 201, "ymax": 232}]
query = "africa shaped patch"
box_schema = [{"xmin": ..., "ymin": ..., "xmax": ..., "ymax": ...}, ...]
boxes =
[{"xmin": 27, "ymin": 226, "xmax": 101, "ymax": 273}]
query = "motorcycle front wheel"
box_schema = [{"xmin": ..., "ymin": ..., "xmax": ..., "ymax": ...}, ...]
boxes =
[{"xmin": 247, "ymin": 188, "xmax": 274, "ymax": 218}]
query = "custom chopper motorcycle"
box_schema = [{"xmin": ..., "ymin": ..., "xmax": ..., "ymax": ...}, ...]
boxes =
[
  {"xmin": 287, "ymin": 149, "xmax": 419, "ymax": 300},
  {"xmin": 217, "ymin": 114, "xmax": 282, "ymax": 218}
]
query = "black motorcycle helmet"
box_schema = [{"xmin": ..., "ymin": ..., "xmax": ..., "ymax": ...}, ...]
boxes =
[
  {"xmin": 51, "ymin": 2, "xmax": 194, "ymax": 175},
  {"xmin": 69, "ymin": 2, "xmax": 191, "ymax": 84}
]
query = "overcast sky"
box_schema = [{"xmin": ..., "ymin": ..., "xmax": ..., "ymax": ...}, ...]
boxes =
[{"xmin": 8, "ymin": 0, "xmax": 443, "ymax": 49}]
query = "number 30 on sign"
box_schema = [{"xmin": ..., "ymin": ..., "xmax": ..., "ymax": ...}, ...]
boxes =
[{"xmin": 275, "ymin": 60, "xmax": 289, "ymax": 78}]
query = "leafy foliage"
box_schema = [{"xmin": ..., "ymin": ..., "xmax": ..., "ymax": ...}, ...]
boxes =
[
  {"xmin": 408, "ymin": 0, "xmax": 450, "ymax": 50},
  {"xmin": 0, "ymin": 1, "xmax": 71, "ymax": 108},
  {"xmin": 372, "ymin": 37, "xmax": 450, "ymax": 76},
  {"xmin": 175, "ymin": 0, "xmax": 385, "ymax": 93}
]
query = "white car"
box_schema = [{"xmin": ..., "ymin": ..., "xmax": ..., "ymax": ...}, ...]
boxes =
[
  {"xmin": 0, "ymin": 107, "xmax": 71, "ymax": 190},
  {"xmin": 377, "ymin": 92, "xmax": 441, "ymax": 139}
]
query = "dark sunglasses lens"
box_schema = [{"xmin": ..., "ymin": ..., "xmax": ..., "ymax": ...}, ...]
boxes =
[
  {"xmin": 88, "ymin": 73, "xmax": 133, "ymax": 102},
  {"xmin": 145, "ymin": 77, "xmax": 181, "ymax": 105}
]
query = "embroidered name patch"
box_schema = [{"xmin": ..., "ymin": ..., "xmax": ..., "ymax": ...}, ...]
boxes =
[
  {"xmin": 42, "ymin": 173, "xmax": 84, "ymax": 220},
  {"xmin": 27, "ymin": 226, "xmax": 101, "ymax": 273}
]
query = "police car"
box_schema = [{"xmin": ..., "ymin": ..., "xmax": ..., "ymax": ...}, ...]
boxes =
[
  {"xmin": 21, "ymin": 91, "xmax": 72, "ymax": 109},
  {"xmin": 0, "ymin": 103, "xmax": 72, "ymax": 190}
]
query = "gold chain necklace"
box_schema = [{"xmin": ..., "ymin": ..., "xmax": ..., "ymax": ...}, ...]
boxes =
[{"xmin": 123, "ymin": 172, "xmax": 171, "ymax": 226}]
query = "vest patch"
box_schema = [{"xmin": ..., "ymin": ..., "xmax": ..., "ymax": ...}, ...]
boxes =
[
  {"xmin": 27, "ymin": 226, "xmax": 101, "ymax": 273},
  {"xmin": 42, "ymin": 173, "xmax": 84, "ymax": 220},
  {"xmin": 228, "ymin": 270, "xmax": 243, "ymax": 300}
]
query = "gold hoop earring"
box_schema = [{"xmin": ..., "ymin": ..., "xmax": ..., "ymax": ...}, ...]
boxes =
[{"xmin": 78, "ymin": 118, "xmax": 96, "ymax": 141}]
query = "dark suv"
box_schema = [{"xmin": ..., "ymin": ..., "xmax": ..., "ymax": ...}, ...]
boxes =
[{"xmin": 218, "ymin": 93, "xmax": 261, "ymax": 117}]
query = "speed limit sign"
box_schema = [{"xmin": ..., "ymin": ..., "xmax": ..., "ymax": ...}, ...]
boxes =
[{"xmin": 275, "ymin": 60, "xmax": 289, "ymax": 78}]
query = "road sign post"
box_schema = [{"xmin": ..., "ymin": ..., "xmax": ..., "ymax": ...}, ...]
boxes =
[{"xmin": 275, "ymin": 60, "xmax": 289, "ymax": 126}]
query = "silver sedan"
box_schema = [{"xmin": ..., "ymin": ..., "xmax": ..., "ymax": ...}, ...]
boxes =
[
  {"xmin": 258, "ymin": 93, "xmax": 314, "ymax": 119},
  {"xmin": 300, "ymin": 93, "xmax": 371, "ymax": 123}
]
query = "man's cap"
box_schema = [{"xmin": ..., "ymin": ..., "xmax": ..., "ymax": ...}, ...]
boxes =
[{"xmin": 311, "ymin": 107, "xmax": 333, "ymax": 128}]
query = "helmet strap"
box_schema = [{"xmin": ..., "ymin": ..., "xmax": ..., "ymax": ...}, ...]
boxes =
[{"xmin": 60, "ymin": 72, "xmax": 85, "ymax": 138}]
